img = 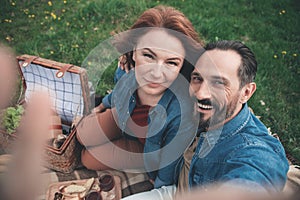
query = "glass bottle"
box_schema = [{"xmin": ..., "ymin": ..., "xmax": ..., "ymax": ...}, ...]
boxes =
[{"xmin": 99, "ymin": 174, "xmax": 116, "ymax": 200}]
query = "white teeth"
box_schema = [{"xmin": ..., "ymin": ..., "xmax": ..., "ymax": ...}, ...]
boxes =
[{"xmin": 197, "ymin": 102, "xmax": 213, "ymax": 110}]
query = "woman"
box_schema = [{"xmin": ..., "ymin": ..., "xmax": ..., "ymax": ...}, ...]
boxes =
[{"xmin": 76, "ymin": 5, "xmax": 204, "ymax": 188}]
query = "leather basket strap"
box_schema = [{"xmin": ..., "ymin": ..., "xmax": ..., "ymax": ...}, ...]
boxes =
[
  {"xmin": 20, "ymin": 56, "xmax": 39, "ymax": 67},
  {"xmin": 56, "ymin": 64, "xmax": 74, "ymax": 78}
]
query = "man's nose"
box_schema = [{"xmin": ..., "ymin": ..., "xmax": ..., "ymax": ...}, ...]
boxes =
[{"xmin": 195, "ymin": 82, "xmax": 211, "ymax": 99}]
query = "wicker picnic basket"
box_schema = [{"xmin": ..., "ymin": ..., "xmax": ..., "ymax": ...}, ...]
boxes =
[{"xmin": 3, "ymin": 54, "xmax": 92, "ymax": 173}]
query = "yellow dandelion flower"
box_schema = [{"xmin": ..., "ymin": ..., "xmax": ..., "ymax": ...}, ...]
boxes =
[
  {"xmin": 281, "ymin": 51, "xmax": 287, "ymax": 55},
  {"xmin": 51, "ymin": 12, "xmax": 57, "ymax": 20},
  {"xmin": 293, "ymin": 53, "xmax": 297, "ymax": 57},
  {"xmin": 50, "ymin": 26, "xmax": 54, "ymax": 30},
  {"xmin": 259, "ymin": 100, "xmax": 266, "ymax": 106},
  {"xmin": 11, "ymin": 2, "xmax": 16, "ymax": 6},
  {"xmin": 281, "ymin": 10, "xmax": 286, "ymax": 14},
  {"xmin": 62, "ymin": 9, "xmax": 66, "ymax": 13},
  {"xmin": 64, "ymin": 0, "xmax": 67, "ymax": 4},
  {"xmin": 66, "ymin": 22, "xmax": 70, "ymax": 26},
  {"xmin": 273, "ymin": 55, "xmax": 278, "ymax": 59},
  {"xmin": 48, "ymin": 1, "xmax": 52, "ymax": 6},
  {"xmin": 45, "ymin": 16, "xmax": 48, "ymax": 20},
  {"xmin": 58, "ymin": 17, "xmax": 61, "ymax": 20},
  {"xmin": 88, "ymin": 62, "xmax": 92, "ymax": 66},
  {"xmin": 5, "ymin": 36, "xmax": 13, "ymax": 42},
  {"xmin": 50, "ymin": 50, "xmax": 54, "ymax": 54}
]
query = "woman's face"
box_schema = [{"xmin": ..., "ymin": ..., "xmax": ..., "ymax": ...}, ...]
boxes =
[{"xmin": 133, "ymin": 30, "xmax": 185, "ymax": 98}]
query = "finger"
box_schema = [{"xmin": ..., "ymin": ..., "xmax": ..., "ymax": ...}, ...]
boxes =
[
  {"xmin": 0, "ymin": 154, "xmax": 12, "ymax": 165},
  {"xmin": 92, "ymin": 107, "xmax": 100, "ymax": 113},
  {"xmin": 2, "ymin": 92, "xmax": 51, "ymax": 200},
  {"xmin": 0, "ymin": 165, "xmax": 8, "ymax": 173},
  {"xmin": 118, "ymin": 60, "xmax": 125, "ymax": 70}
]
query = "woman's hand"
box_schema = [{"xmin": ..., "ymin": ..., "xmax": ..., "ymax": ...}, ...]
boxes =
[
  {"xmin": 149, "ymin": 179, "xmax": 155, "ymax": 186},
  {"xmin": 118, "ymin": 55, "xmax": 134, "ymax": 73},
  {"xmin": 92, "ymin": 103, "xmax": 107, "ymax": 113}
]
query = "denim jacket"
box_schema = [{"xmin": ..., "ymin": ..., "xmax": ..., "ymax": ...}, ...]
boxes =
[
  {"xmin": 175, "ymin": 103, "xmax": 289, "ymax": 193},
  {"xmin": 103, "ymin": 68, "xmax": 198, "ymax": 188}
]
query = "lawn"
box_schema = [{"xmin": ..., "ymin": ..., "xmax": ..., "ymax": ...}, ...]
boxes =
[{"xmin": 1, "ymin": 0, "xmax": 299, "ymax": 161}]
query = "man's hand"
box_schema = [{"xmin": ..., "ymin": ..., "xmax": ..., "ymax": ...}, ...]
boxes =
[{"xmin": 0, "ymin": 154, "xmax": 12, "ymax": 173}]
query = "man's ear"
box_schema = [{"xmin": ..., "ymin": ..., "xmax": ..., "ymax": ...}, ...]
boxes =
[{"xmin": 240, "ymin": 82, "xmax": 256, "ymax": 104}]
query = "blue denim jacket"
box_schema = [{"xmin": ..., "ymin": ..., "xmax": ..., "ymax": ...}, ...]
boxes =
[
  {"xmin": 176, "ymin": 103, "xmax": 289, "ymax": 193},
  {"xmin": 103, "ymin": 68, "xmax": 198, "ymax": 188}
]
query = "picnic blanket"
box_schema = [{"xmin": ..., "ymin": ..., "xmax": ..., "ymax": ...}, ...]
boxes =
[{"xmin": 37, "ymin": 166, "xmax": 153, "ymax": 200}]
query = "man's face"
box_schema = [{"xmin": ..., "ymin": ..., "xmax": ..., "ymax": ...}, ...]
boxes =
[{"xmin": 189, "ymin": 49, "xmax": 243, "ymax": 129}]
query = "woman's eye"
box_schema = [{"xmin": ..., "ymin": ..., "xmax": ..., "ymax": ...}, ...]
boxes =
[{"xmin": 143, "ymin": 53, "xmax": 154, "ymax": 59}]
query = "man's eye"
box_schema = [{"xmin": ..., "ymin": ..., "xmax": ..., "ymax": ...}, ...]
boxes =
[
  {"xmin": 166, "ymin": 61, "xmax": 179, "ymax": 67},
  {"xmin": 214, "ymin": 80, "xmax": 225, "ymax": 85},
  {"xmin": 191, "ymin": 76, "xmax": 202, "ymax": 82}
]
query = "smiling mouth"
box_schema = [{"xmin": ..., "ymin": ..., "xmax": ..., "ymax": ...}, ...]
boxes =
[{"xmin": 197, "ymin": 102, "xmax": 213, "ymax": 110}]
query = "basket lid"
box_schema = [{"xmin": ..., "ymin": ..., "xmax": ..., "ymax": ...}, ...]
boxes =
[{"xmin": 17, "ymin": 55, "xmax": 91, "ymax": 124}]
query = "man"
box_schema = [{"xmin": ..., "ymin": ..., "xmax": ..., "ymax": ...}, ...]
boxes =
[{"xmin": 122, "ymin": 40, "xmax": 289, "ymax": 200}]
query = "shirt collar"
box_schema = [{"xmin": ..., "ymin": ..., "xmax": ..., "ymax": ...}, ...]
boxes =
[{"xmin": 198, "ymin": 103, "xmax": 251, "ymax": 147}]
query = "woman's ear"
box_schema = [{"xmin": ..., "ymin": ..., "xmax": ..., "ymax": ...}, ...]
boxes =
[
  {"xmin": 132, "ymin": 49, "xmax": 136, "ymax": 62},
  {"xmin": 239, "ymin": 82, "xmax": 256, "ymax": 104}
]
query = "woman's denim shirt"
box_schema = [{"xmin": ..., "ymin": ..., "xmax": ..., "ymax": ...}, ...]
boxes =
[
  {"xmin": 102, "ymin": 68, "xmax": 198, "ymax": 188},
  {"xmin": 176, "ymin": 103, "xmax": 289, "ymax": 193}
]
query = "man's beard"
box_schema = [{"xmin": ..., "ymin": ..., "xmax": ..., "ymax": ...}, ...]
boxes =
[{"xmin": 197, "ymin": 94, "xmax": 240, "ymax": 130}]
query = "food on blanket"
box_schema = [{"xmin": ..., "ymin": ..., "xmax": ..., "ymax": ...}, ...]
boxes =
[
  {"xmin": 54, "ymin": 192, "xmax": 63, "ymax": 200},
  {"xmin": 56, "ymin": 178, "xmax": 98, "ymax": 199},
  {"xmin": 79, "ymin": 177, "xmax": 96, "ymax": 198},
  {"xmin": 63, "ymin": 184, "xmax": 87, "ymax": 193}
]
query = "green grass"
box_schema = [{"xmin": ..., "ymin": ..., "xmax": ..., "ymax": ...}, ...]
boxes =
[{"xmin": 1, "ymin": 0, "xmax": 299, "ymax": 161}]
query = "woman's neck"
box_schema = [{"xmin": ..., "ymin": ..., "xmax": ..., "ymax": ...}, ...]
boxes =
[{"xmin": 136, "ymin": 88, "xmax": 163, "ymax": 106}]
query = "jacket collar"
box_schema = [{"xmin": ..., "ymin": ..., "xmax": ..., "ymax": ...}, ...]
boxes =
[{"xmin": 198, "ymin": 103, "xmax": 251, "ymax": 148}]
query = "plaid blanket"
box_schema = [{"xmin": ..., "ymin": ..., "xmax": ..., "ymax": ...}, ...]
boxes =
[{"xmin": 36, "ymin": 166, "xmax": 153, "ymax": 200}]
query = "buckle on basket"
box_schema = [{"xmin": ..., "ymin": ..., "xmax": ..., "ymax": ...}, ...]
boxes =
[
  {"xmin": 56, "ymin": 64, "xmax": 73, "ymax": 78},
  {"xmin": 21, "ymin": 56, "xmax": 39, "ymax": 67}
]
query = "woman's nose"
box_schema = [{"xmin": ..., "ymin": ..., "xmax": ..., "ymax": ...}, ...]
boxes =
[{"xmin": 150, "ymin": 62, "xmax": 164, "ymax": 78}]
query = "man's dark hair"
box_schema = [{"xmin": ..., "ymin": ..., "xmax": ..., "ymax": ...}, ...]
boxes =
[{"xmin": 205, "ymin": 40, "xmax": 257, "ymax": 88}]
